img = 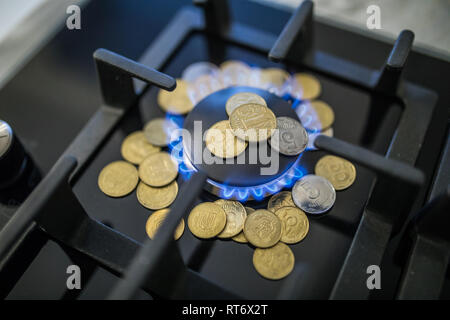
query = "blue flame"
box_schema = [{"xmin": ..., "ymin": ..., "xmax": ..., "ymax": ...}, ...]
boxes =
[
  {"xmin": 161, "ymin": 66, "xmax": 312, "ymax": 202},
  {"xmin": 206, "ymin": 156, "xmax": 306, "ymax": 202}
]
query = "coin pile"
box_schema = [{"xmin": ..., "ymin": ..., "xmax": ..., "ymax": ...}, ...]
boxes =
[
  {"xmin": 206, "ymin": 91, "xmax": 309, "ymax": 158},
  {"xmin": 98, "ymin": 116, "xmax": 183, "ymax": 240},
  {"xmin": 187, "ymin": 192, "xmax": 309, "ymax": 280},
  {"xmin": 97, "ymin": 59, "xmax": 358, "ymax": 283}
]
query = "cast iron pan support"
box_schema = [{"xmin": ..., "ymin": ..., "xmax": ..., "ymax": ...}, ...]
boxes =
[
  {"xmin": 194, "ymin": 0, "xmax": 230, "ymax": 35},
  {"xmin": 268, "ymin": 0, "xmax": 314, "ymax": 62},
  {"xmin": 397, "ymin": 188, "xmax": 450, "ymax": 299},
  {"xmin": 372, "ymin": 30, "xmax": 414, "ymax": 95},
  {"xmin": 94, "ymin": 48, "xmax": 176, "ymax": 109},
  {"xmin": 313, "ymin": 136, "xmax": 424, "ymax": 299},
  {"xmin": 268, "ymin": 0, "xmax": 414, "ymax": 98},
  {"xmin": 0, "ymin": 50, "xmax": 188, "ymax": 299}
]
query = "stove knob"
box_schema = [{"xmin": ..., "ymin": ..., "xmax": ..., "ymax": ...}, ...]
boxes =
[{"xmin": 0, "ymin": 120, "xmax": 27, "ymax": 189}]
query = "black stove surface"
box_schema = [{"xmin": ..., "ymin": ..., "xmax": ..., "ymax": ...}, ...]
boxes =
[{"xmin": 0, "ymin": 0, "xmax": 449, "ymax": 300}]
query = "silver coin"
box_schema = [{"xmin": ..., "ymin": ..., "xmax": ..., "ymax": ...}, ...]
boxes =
[
  {"xmin": 307, "ymin": 127, "xmax": 334, "ymax": 151},
  {"xmin": 181, "ymin": 62, "xmax": 219, "ymax": 83},
  {"xmin": 269, "ymin": 117, "xmax": 308, "ymax": 156},
  {"xmin": 292, "ymin": 174, "xmax": 336, "ymax": 214}
]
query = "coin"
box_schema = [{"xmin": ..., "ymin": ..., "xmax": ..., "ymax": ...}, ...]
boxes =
[
  {"xmin": 191, "ymin": 74, "xmax": 224, "ymax": 103},
  {"xmin": 269, "ymin": 117, "xmax": 308, "ymax": 156},
  {"xmin": 220, "ymin": 60, "xmax": 249, "ymax": 70},
  {"xmin": 260, "ymin": 68, "xmax": 290, "ymax": 87},
  {"xmin": 229, "ymin": 103, "xmax": 277, "ymax": 142},
  {"xmin": 98, "ymin": 161, "xmax": 139, "ymax": 197},
  {"xmin": 120, "ymin": 131, "xmax": 161, "ymax": 165},
  {"xmin": 292, "ymin": 174, "xmax": 336, "ymax": 214},
  {"xmin": 275, "ymin": 206, "xmax": 309, "ymax": 244},
  {"xmin": 143, "ymin": 118, "xmax": 180, "ymax": 147},
  {"xmin": 220, "ymin": 60, "xmax": 252, "ymax": 86},
  {"xmin": 232, "ymin": 207, "xmax": 254, "ymax": 243},
  {"xmin": 267, "ymin": 191, "xmax": 296, "ymax": 213},
  {"xmin": 309, "ymin": 101, "xmax": 334, "ymax": 131},
  {"xmin": 225, "ymin": 92, "xmax": 267, "ymax": 116},
  {"xmin": 182, "ymin": 61, "xmax": 219, "ymax": 83},
  {"xmin": 295, "ymin": 100, "xmax": 334, "ymax": 132},
  {"xmin": 136, "ymin": 181, "xmax": 178, "ymax": 210},
  {"xmin": 145, "ymin": 208, "xmax": 185, "ymax": 240},
  {"xmin": 315, "ymin": 155, "xmax": 356, "ymax": 190},
  {"xmin": 188, "ymin": 202, "xmax": 227, "ymax": 239},
  {"xmin": 253, "ymin": 242, "xmax": 294, "ymax": 280},
  {"xmin": 306, "ymin": 127, "xmax": 333, "ymax": 151},
  {"xmin": 214, "ymin": 199, "xmax": 247, "ymax": 238},
  {"xmin": 205, "ymin": 120, "xmax": 248, "ymax": 158},
  {"xmin": 243, "ymin": 209, "xmax": 282, "ymax": 248},
  {"xmin": 157, "ymin": 79, "xmax": 194, "ymax": 115},
  {"xmin": 139, "ymin": 152, "xmax": 178, "ymax": 187},
  {"xmin": 291, "ymin": 73, "xmax": 321, "ymax": 100}
]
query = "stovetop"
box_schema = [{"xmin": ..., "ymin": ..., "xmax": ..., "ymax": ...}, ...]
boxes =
[{"xmin": 0, "ymin": 0, "xmax": 449, "ymax": 300}]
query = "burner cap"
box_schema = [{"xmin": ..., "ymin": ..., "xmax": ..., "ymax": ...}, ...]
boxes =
[{"xmin": 182, "ymin": 87, "xmax": 303, "ymax": 200}]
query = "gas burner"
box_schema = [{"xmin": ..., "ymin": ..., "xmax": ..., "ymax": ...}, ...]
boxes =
[
  {"xmin": 1, "ymin": 0, "xmax": 448, "ymax": 301},
  {"xmin": 180, "ymin": 86, "xmax": 304, "ymax": 201}
]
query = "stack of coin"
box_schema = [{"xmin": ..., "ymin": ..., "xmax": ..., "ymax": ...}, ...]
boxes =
[
  {"xmin": 99, "ymin": 114, "xmax": 182, "ymax": 241},
  {"xmin": 98, "ymin": 59, "xmax": 357, "ymax": 283},
  {"xmin": 186, "ymin": 195, "xmax": 310, "ymax": 280}
]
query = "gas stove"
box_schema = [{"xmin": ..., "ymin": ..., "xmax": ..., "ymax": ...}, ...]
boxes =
[{"xmin": 0, "ymin": 0, "xmax": 449, "ymax": 300}]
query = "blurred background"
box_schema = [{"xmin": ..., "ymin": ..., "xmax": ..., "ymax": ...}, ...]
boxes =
[{"xmin": 0, "ymin": 0, "xmax": 449, "ymax": 88}]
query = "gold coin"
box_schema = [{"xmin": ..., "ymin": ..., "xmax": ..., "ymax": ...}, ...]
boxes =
[
  {"xmin": 243, "ymin": 209, "xmax": 282, "ymax": 248},
  {"xmin": 143, "ymin": 118, "xmax": 179, "ymax": 147},
  {"xmin": 214, "ymin": 199, "xmax": 247, "ymax": 238},
  {"xmin": 220, "ymin": 60, "xmax": 252, "ymax": 87},
  {"xmin": 145, "ymin": 208, "xmax": 185, "ymax": 240},
  {"xmin": 136, "ymin": 181, "xmax": 178, "ymax": 210},
  {"xmin": 253, "ymin": 242, "xmax": 294, "ymax": 280},
  {"xmin": 232, "ymin": 207, "xmax": 255, "ymax": 243},
  {"xmin": 229, "ymin": 103, "xmax": 277, "ymax": 142},
  {"xmin": 315, "ymin": 155, "xmax": 356, "ymax": 190},
  {"xmin": 225, "ymin": 92, "xmax": 267, "ymax": 116},
  {"xmin": 205, "ymin": 120, "xmax": 248, "ymax": 158},
  {"xmin": 275, "ymin": 206, "xmax": 309, "ymax": 244},
  {"xmin": 191, "ymin": 74, "xmax": 224, "ymax": 103},
  {"xmin": 157, "ymin": 79, "xmax": 194, "ymax": 115},
  {"xmin": 308, "ymin": 100, "xmax": 335, "ymax": 131},
  {"xmin": 219, "ymin": 60, "xmax": 249, "ymax": 70},
  {"xmin": 292, "ymin": 73, "xmax": 321, "ymax": 100},
  {"xmin": 260, "ymin": 68, "xmax": 290, "ymax": 87},
  {"xmin": 267, "ymin": 191, "xmax": 296, "ymax": 213},
  {"xmin": 188, "ymin": 202, "xmax": 227, "ymax": 239},
  {"xmin": 98, "ymin": 161, "xmax": 139, "ymax": 197},
  {"xmin": 139, "ymin": 152, "xmax": 178, "ymax": 187},
  {"xmin": 120, "ymin": 131, "xmax": 160, "ymax": 164}
]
